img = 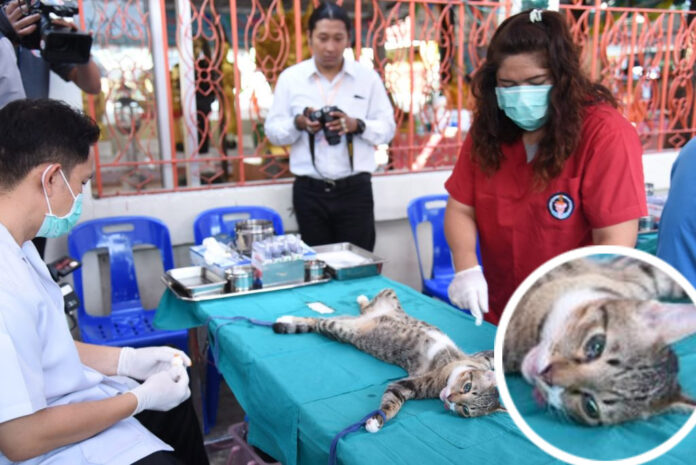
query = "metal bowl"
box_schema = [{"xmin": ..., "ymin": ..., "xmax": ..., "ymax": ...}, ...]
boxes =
[{"xmin": 235, "ymin": 219, "xmax": 274, "ymax": 255}]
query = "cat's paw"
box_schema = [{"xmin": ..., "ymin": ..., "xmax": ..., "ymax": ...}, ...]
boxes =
[
  {"xmin": 273, "ymin": 316, "xmax": 312, "ymax": 334},
  {"xmin": 357, "ymin": 295, "xmax": 369, "ymax": 305},
  {"xmin": 365, "ymin": 415, "xmax": 383, "ymax": 433},
  {"xmin": 273, "ymin": 316, "xmax": 302, "ymax": 334}
]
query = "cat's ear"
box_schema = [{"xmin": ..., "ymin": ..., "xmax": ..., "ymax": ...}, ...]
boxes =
[
  {"xmin": 494, "ymin": 405, "xmax": 507, "ymax": 413},
  {"xmin": 637, "ymin": 301, "xmax": 696, "ymax": 344}
]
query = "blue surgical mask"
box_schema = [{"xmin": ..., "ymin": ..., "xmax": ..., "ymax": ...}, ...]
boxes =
[
  {"xmin": 36, "ymin": 165, "xmax": 83, "ymax": 238},
  {"xmin": 495, "ymin": 84, "xmax": 552, "ymax": 132}
]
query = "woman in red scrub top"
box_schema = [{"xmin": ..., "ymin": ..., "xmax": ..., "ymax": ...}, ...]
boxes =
[{"xmin": 444, "ymin": 9, "xmax": 647, "ymax": 325}]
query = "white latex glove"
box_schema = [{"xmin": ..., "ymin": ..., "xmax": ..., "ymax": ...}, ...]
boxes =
[
  {"xmin": 117, "ymin": 346, "xmax": 192, "ymax": 381},
  {"xmin": 447, "ymin": 265, "xmax": 489, "ymax": 326},
  {"xmin": 129, "ymin": 365, "xmax": 191, "ymax": 415}
]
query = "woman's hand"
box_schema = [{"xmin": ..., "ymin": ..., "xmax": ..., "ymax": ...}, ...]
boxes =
[{"xmin": 448, "ymin": 265, "xmax": 489, "ymax": 326}]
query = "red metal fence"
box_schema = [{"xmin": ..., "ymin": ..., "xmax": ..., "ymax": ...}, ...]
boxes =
[{"xmin": 79, "ymin": 0, "xmax": 696, "ymax": 197}]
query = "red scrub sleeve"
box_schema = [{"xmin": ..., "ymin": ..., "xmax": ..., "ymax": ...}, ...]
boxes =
[
  {"xmin": 445, "ymin": 133, "xmax": 476, "ymax": 206},
  {"xmin": 580, "ymin": 105, "xmax": 648, "ymax": 228}
]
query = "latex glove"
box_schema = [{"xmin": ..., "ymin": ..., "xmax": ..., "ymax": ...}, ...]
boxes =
[
  {"xmin": 129, "ymin": 365, "xmax": 191, "ymax": 415},
  {"xmin": 448, "ymin": 265, "xmax": 489, "ymax": 326},
  {"xmin": 117, "ymin": 346, "xmax": 191, "ymax": 381}
]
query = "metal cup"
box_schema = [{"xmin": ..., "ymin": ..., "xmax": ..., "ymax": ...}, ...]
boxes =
[
  {"xmin": 234, "ymin": 219, "xmax": 275, "ymax": 255},
  {"xmin": 304, "ymin": 259, "xmax": 326, "ymax": 282},
  {"xmin": 638, "ymin": 215, "xmax": 654, "ymax": 232},
  {"xmin": 229, "ymin": 265, "xmax": 253, "ymax": 292}
]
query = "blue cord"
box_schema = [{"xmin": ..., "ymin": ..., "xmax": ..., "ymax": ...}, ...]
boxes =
[
  {"xmin": 203, "ymin": 316, "xmax": 274, "ymax": 366},
  {"xmin": 328, "ymin": 410, "xmax": 386, "ymax": 465}
]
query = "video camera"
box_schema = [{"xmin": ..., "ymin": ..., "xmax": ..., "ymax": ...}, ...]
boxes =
[
  {"xmin": 308, "ymin": 105, "xmax": 343, "ymax": 145},
  {"xmin": 20, "ymin": 0, "xmax": 93, "ymax": 64}
]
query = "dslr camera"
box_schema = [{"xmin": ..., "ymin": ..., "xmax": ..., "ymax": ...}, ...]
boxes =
[
  {"xmin": 20, "ymin": 0, "xmax": 93, "ymax": 64},
  {"xmin": 308, "ymin": 105, "xmax": 343, "ymax": 145}
]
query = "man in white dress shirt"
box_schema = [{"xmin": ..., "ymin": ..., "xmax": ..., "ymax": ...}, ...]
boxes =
[
  {"xmin": 264, "ymin": 1, "xmax": 396, "ymax": 251},
  {"xmin": 0, "ymin": 99, "xmax": 207, "ymax": 465}
]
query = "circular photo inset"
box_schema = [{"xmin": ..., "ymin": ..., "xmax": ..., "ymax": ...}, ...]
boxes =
[{"xmin": 495, "ymin": 246, "xmax": 696, "ymax": 464}]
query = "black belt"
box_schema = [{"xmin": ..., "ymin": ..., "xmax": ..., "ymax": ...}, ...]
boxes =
[{"xmin": 295, "ymin": 172, "xmax": 371, "ymax": 193}]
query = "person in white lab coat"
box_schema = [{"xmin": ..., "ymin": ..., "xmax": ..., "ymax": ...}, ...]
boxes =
[{"xmin": 0, "ymin": 99, "xmax": 208, "ymax": 465}]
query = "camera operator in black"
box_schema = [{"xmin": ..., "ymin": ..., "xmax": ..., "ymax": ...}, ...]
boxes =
[
  {"xmin": 0, "ymin": 0, "xmax": 100, "ymax": 258},
  {"xmin": 265, "ymin": 2, "xmax": 395, "ymax": 252}
]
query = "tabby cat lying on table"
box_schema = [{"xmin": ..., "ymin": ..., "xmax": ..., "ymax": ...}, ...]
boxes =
[
  {"xmin": 503, "ymin": 256, "xmax": 696, "ymax": 426},
  {"xmin": 273, "ymin": 288, "xmax": 505, "ymax": 432}
]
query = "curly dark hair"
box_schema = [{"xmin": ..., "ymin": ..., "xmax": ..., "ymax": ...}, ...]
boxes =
[{"xmin": 469, "ymin": 10, "xmax": 617, "ymax": 185}]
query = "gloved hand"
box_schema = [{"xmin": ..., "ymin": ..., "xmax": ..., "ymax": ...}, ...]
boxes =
[
  {"xmin": 447, "ymin": 265, "xmax": 489, "ymax": 326},
  {"xmin": 129, "ymin": 365, "xmax": 191, "ymax": 415},
  {"xmin": 117, "ymin": 346, "xmax": 191, "ymax": 381}
]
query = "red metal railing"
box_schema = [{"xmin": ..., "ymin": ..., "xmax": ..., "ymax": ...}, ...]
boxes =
[{"xmin": 80, "ymin": 0, "xmax": 696, "ymax": 198}]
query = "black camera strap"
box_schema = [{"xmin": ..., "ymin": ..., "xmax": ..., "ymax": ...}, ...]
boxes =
[{"xmin": 308, "ymin": 132, "xmax": 354, "ymax": 181}]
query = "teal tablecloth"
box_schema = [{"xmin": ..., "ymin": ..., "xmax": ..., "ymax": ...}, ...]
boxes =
[
  {"xmin": 637, "ymin": 231, "xmax": 659, "ymax": 255},
  {"xmin": 155, "ymin": 275, "xmax": 696, "ymax": 465}
]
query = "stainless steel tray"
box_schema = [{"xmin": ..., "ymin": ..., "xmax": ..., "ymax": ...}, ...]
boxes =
[
  {"xmin": 162, "ymin": 270, "xmax": 330, "ymax": 302},
  {"xmin": 165, "ymin": 266, "xmax": 228, "ymax": 297},
  {"xmin": 312, "ymin": 242, "xmax": 384, "ymax": 280}
]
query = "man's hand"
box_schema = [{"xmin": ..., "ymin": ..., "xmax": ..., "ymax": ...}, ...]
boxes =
[
  {"xmin": 128, "ymin": 365, "xmax": 191, "ymax": 415},
  {"xmin": 116, "ymin": 346, "xmax": 191, "ymax": 381},
  {"xmin": 3, "ymin": 0, "xmax": 39, "ymax": 38},
  {"xmin": 447, "ymin": 265, "xmax": 489, "ymax": 326},
  {"xmin": 49, "ymin": 17, "xmax": 79, "ymax": 31},
  {"xmin": 328, "ymin": 110, "xmax": 358, "ymax": 135},
  {"xmin": 294, "ymin": 107, "xmax": 322, "ymax": 134}
]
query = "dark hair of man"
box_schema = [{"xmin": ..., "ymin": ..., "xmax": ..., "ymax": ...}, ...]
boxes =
[
  {"xmin": 0, "ymin": 98, "xmax": 100, "ymax": 189},
  {"xmin": 308, "ymin": 1, "xmax": 351, "ymax": 36},
  {"xmin": 469, "ymin": 10, "xmax": 617, "ymax": 186}
]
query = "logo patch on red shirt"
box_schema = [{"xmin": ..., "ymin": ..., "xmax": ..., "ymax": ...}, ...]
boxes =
[{"xmin": 548, "ymin": 192, "xmax": 574, "ymax": 220}]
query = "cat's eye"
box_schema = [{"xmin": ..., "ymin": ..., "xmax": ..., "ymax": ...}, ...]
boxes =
[
  {"xmin": 582, "ymin": 393, "xmax": 600, "ymax": 420},
  {"xmin": 584, "ymin": 334, "xmax": 606, "ymax": 361},
  {"xmin": 463, "ymin": 382, "xmax": 472, "ymax": 393},
  {"xmin": 461, "ymin": 405, "xmax": 470, "ymax": 416}
]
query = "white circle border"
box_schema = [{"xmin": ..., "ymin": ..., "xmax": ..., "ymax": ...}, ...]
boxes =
[{"xmin": 493, "ymin": 245, "xmax": 696, "ymax": 465}]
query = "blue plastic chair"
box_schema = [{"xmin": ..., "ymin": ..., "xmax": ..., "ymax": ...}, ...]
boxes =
[
  {"xmin": 193, "ymin": 205, "xmax": 285, "ymax": 245},
  {"xmin": 407, "ymin": 195, "xmax": 456, "ymax": 303},
  {"xmin": 67, "ymin": 216, "xmax": 188, "ymax": 352},
  {"xmin": 193, "ymin": 206, "xmax": 284, "ymax": 433}
]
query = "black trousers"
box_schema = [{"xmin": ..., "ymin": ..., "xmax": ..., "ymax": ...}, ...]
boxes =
[
  {"xmin": 293, "ymin": 173, "xmax": 376, "ymax": 251},
  {"xmin": 132, "ymin": 397, "xmax": 209, "ymax": 465}
]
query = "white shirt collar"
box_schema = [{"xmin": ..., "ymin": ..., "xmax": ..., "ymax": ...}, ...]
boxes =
[{"xmin": 308, "ymin": 56, "xmax": 356, "ymax": 81}]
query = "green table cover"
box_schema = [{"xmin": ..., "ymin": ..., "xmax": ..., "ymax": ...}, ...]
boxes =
[{"xmin": 155, "ymin": 275, "xmax": 696, "ymax": 465}]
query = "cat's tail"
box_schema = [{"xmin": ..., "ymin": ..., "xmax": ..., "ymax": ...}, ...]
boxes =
[{"xmin": 272, "ymin": 315, "xmax": 315, "ymax": 334}]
